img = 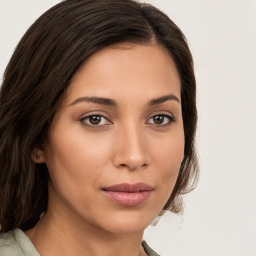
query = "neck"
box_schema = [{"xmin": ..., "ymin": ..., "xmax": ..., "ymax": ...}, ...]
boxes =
[{"xmin": 25, "ymin": 208, "xmax": 146, "ymax": 256}]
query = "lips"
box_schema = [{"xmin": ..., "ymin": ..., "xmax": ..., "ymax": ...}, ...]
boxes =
[{"xmin": 102, "ymin": 183, "xmax": 154, "ymax": 206}]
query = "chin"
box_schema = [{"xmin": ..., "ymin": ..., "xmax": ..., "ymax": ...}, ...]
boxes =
[{"xmin": 95, "ymin": 210, "xmax": 156, "ymax": 234}]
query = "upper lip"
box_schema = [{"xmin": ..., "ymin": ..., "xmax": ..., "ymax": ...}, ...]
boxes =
[{"xmin": 102, "ymin": 182, "xmax": 154, "ymax": 192}]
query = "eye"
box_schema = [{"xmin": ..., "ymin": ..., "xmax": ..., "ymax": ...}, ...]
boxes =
[
  {"xmin": 147, "ymin": 114, "xmax": 175, "ymax": 126},
  {"xmin": 80, "ymin": 115, "xmax": 111, "ymax": 127}
]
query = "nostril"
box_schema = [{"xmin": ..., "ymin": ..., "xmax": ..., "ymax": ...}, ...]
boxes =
[{"xmin": 117, "ymin": 162, "xmax": 148, "ymax": 171}]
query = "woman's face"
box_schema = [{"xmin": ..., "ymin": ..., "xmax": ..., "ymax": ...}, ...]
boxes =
[{"xmin": 41, "ymin": 43, "xmax": 184, "ymax": 234}]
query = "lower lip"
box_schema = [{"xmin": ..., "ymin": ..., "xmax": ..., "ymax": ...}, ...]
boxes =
[{"xmin": 102, "ymin": 190, "xmax": 152, "ymax": 206}]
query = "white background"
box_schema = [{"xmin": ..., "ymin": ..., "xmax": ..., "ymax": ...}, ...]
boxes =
[{"xmin": 1, "ymin": 1, "xmax": 256, "ymax": 255}]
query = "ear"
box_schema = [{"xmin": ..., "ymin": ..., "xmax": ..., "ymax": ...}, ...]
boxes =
[{"xmin": 31, "ymin": 145, "xmax": 46, "ymax": 164}]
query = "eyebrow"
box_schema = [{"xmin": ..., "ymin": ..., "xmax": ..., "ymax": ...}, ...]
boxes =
[
  {"xmin": 69, "ymin": 94, "xmax": 180, "ymax": 107},
  {"xmin": 149, "ymin": 94, "xmax": 180, "ymax": 105},
  {"xmin": 69, "ymin": 96, "xmax": 117, "ymax": 107}
]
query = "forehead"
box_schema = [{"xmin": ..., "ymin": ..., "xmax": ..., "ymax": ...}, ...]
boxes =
[{"xmin": 66, "ymin": 43, "xmax": 181, "ymax": 104}]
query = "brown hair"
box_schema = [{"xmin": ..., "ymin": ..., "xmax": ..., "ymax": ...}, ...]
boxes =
[{"xmin": 0, "ymin": 0, "xmax": 198, "ymax": 233}]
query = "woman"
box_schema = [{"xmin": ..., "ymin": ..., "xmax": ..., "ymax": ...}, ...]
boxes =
[{"xmin": 0, "ymin": 0, "xmax": 198, "ymax": 255}]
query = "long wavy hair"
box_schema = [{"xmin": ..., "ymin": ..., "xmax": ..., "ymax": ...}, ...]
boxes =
[{"xmin": 0, "ymin": 0, "xmax": 198, "ymax": 233}]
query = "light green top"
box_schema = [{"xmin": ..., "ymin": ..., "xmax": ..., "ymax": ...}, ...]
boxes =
[
  {"xmin": 0, "ymin": 229, "xmax": 39, "ymax": 256},
  {"xmin": 0, "ymin": 229, "xmax": 160, "ymax": 256}
]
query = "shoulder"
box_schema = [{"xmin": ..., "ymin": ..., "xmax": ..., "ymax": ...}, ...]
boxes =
[
  {"xmin": 142, "ymin": 240, "xmax": 161, "ymax": 256},
  {"xmin": 0, "ymin": 229, "xmax": 24, "ymax": 255},
  {"xmin": 0, "ymin": 229, "xmax": 39, "ymax": 256}
]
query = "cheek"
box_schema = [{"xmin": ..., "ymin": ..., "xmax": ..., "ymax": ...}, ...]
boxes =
[
  {"xmin": 158, "ymin": 150, "xmax": 182, "ymax": 189},
  {"xmin": 44, "ymin": 131, "xmax": 108, "ymax": 216},
  {"xmin": 152, "ymin": 130, "xmax": 184, "ymax": 193},
  {"xmin": 45, "ymin": 125, "xmax": 114, "ymax": 191}
]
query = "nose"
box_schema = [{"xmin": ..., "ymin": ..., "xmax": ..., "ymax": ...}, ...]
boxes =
[{"xmin": 112, "ymin": 124, "xmax": 149, "ymax": 171}]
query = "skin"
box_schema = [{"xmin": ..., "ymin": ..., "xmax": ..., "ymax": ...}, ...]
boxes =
[{"xmin": 27, "ymin": 43, "xmax": 184, "ymax": 256}]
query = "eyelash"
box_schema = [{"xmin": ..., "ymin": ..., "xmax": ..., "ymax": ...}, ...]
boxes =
[
  {"xmin": 79, "ymin": 112, "xmax": 175, "ymax": 129},
  {"xmin": 146, "ymin": 112, "xmax": 176, "ymax": 127},
  {"xmin": 79, "ymin": 113, "xmax": 112, "ymax": 128}
]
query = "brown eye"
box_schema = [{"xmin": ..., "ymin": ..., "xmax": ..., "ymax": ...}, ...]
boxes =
[
  {"xmin": 153, "ymin": 115, "xmax": 165, "ymax": 124},
  {"xmin": 147, "ymin": 114, "xmax": 175, "ymax": 126},
  {"xmin": 80, "ymin": 115, "xmax": 110, "ymax": 127},
  {"xmin": 89, "ymin": 115, "xmax": 101, "ymax": 125}
]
